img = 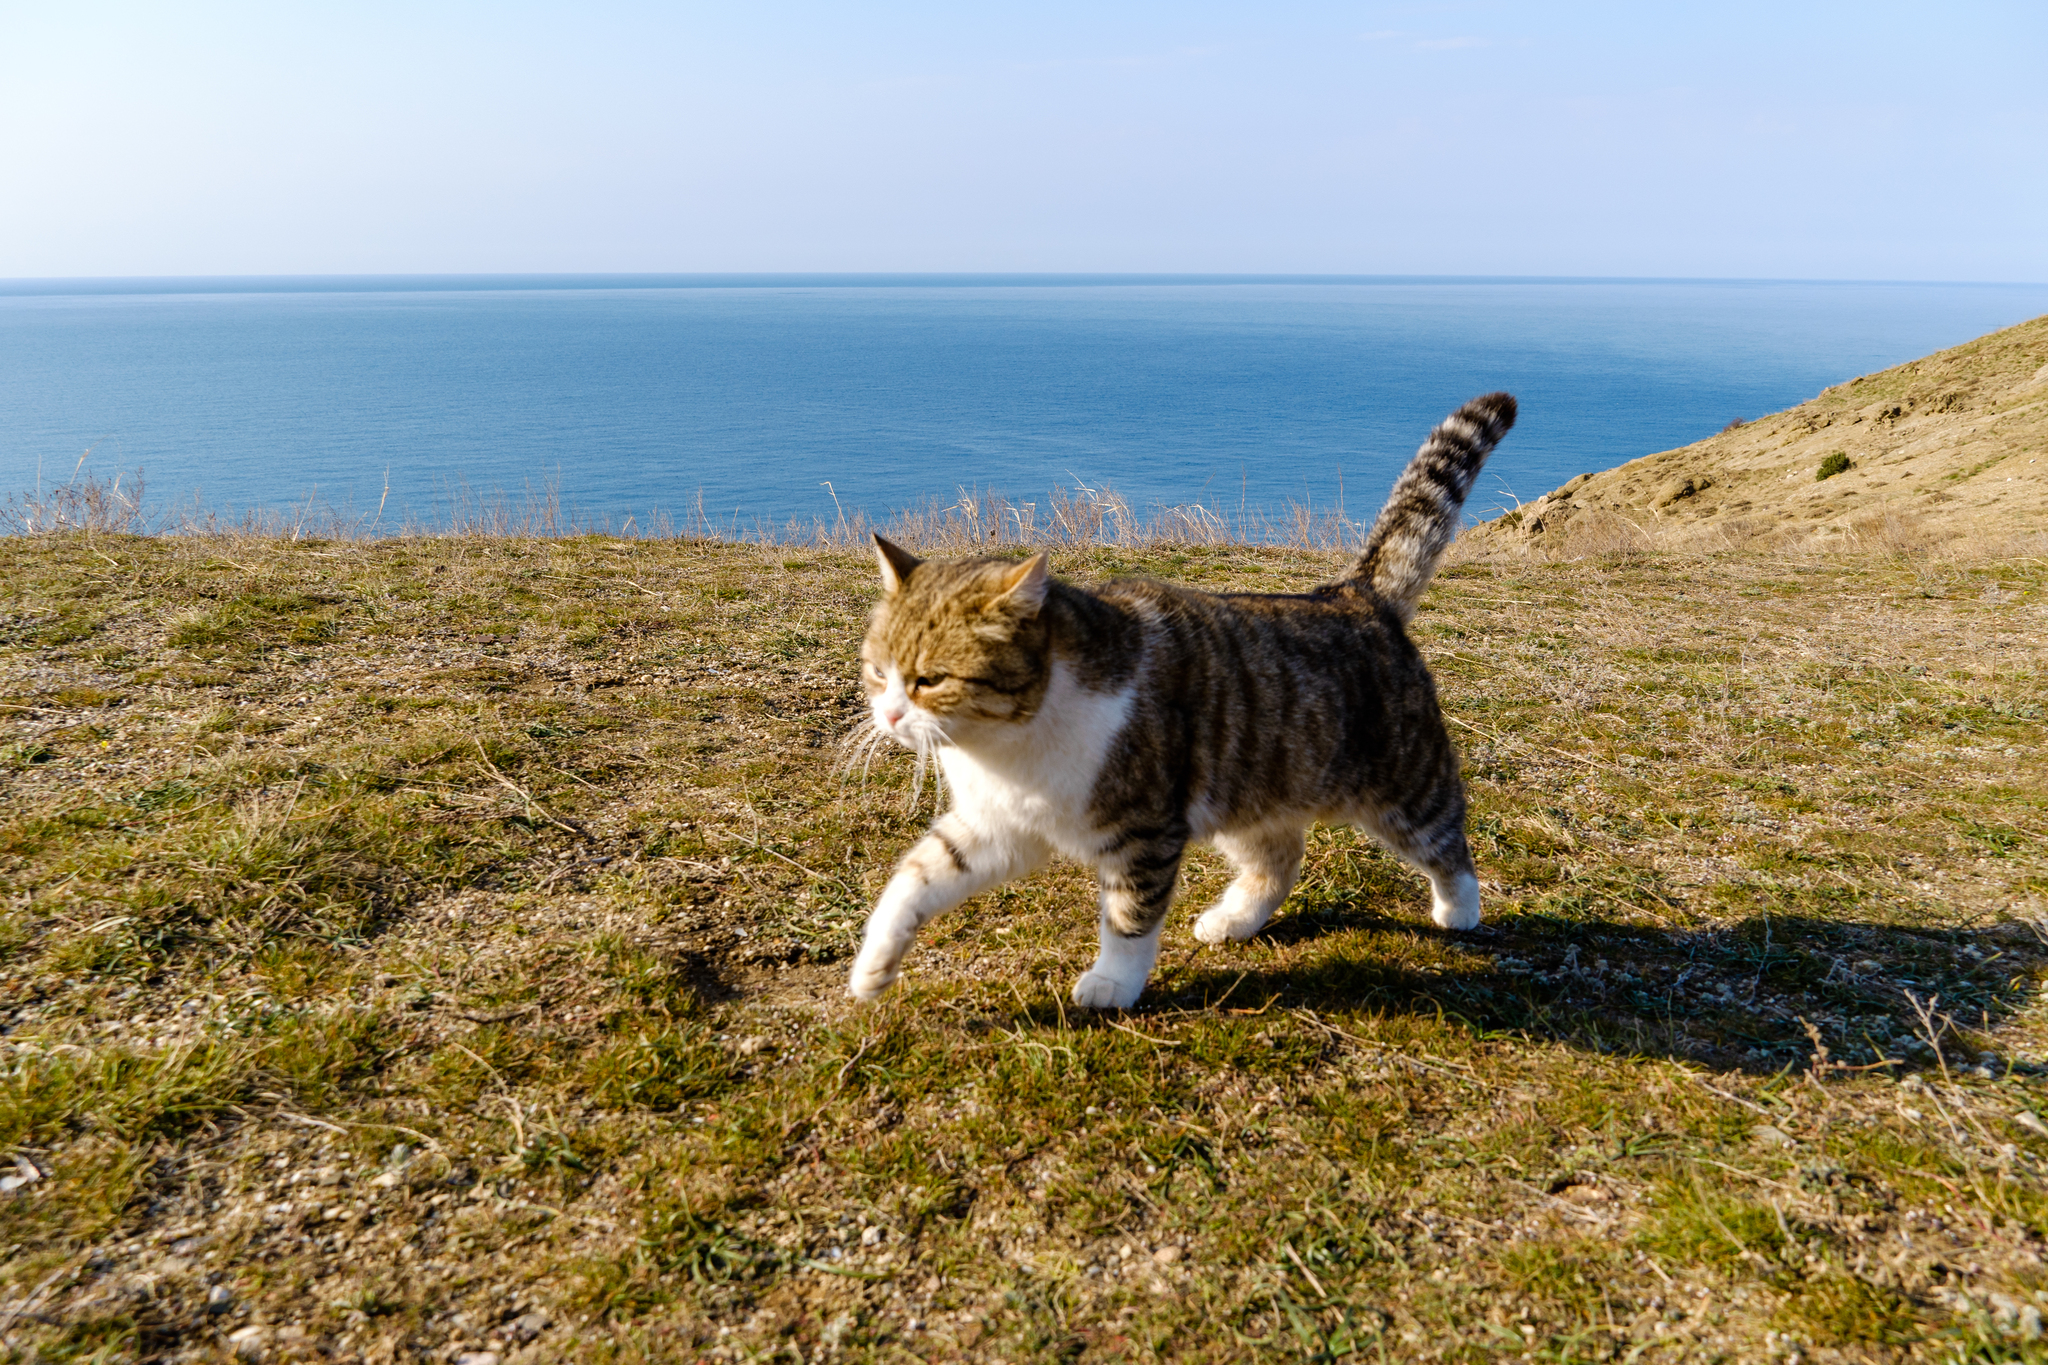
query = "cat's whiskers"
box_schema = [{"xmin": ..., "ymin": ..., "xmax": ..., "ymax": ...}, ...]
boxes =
[
  {"xmin": 898, "ymin": 713, "xmax": 951, "ymax": 813},
  {"xmin": 837, "ymin": 712, "xmax": 950, "ymax": 813},
  {"xmin": 838, "ymin": 716, "xmax": 888, "ymax": 784}
]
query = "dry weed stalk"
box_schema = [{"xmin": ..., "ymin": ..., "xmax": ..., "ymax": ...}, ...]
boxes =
[
  {"xmin": 1904, "ymin": 989, "xmax": 1959, "ymax": 1084},
  {"xmin": 0, "ymin": 456, "xmax": 149, "ymax": 536}
]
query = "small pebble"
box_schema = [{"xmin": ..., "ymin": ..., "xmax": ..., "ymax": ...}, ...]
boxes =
[
  {"xmin": 207, "ymin": 1285, "xmax": 235, "ymax": 1312},
  {"xmin": 0, "ymin": 1155, "xmax": 43, "ymax": 1194},
  {"xmin": 507, "ymin": 1310, "xmax": 550, "ymax": 1340},
  {"xmin": 1152, "ymin": 1245, "xmax": 1182, "ymax": 1265}
]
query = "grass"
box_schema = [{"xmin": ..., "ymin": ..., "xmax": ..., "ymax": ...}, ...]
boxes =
[
  {"xmin": 0, "ymin": 528, "xmax": 2044, "ymax": 1362},
  {"xmin": 0, "ymin": 460, "xmax": 1381, "ymax": 556}
]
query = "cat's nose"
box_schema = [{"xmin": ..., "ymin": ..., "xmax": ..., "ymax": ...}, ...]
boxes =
[{"xmin": 881, "ymin": 704, "xmax": 906, "ymax": 727}]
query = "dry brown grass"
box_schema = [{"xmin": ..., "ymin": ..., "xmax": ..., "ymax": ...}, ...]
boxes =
[
  {"xmin": 2, "ymin": 465, "xmax": 1374, "ymax": 559},
  {"xmin": 0, "ymin": 463, "xmax": 151, "ymax": 537},
  {"xmin": 1463, "ymin": 499, "xmax": 2048, "ymax": 570},
  {"xmin": 1, "ymin": 529, "xmax": 2045, "ymax": 1363},
  {"xmin": 1470, "ymin": 312, "xmax": 2048, "ymax": 564}
]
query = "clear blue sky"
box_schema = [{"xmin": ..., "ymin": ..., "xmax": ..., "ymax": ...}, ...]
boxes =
[{"xmin": 4, "ymin": 1, "xmax": 2043, "ymax": 280}]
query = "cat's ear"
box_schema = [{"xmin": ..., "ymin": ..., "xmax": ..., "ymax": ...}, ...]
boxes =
[
  {"xmin": 873, "ymin": 534, "xmax": 922, "ymax": 595},
  {"xmin": 994, "ymin": 552, "xmax": 1050, "ymax": 618}
]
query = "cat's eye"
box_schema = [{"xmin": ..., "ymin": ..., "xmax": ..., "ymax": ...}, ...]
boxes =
[{"xmin": 912, "ymin": 673, "xmax": 947, "ymax": 692}]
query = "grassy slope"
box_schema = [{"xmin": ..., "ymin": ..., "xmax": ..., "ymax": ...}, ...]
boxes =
[
  {"xmin": 1, "ymin": 532, "xmax": 2046, "ymax": 1363},
  {"xmin": 1475, "ymin": 313, "xmax": 2048, "ymax": 553}
]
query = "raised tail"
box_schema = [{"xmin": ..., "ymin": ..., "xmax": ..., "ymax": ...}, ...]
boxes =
[{"xmin": 1353, "ymin": 392, "xmax": 1517, "ymax": 620}]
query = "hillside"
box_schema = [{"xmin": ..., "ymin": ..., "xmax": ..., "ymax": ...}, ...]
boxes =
[
  {"xmin": 0, "ymin": 533, "xmax": 2044, "ymax": 1361},
  {"xmin": 1474, "ymin": 313, "xmax": 2048, "ymax": 554}
]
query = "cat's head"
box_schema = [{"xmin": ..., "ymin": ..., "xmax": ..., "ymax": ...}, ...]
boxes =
[{"xmin": 860, "ymin": 534, "xmax": 1053, "ymax": 748}]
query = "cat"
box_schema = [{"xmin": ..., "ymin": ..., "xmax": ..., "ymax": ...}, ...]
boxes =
[{"xmin": 845, "ymin": 392, "xmax": 1516, "ymax": 1009}]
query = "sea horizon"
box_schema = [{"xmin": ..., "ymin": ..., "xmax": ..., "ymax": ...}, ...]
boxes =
[{"xmin": 7, "ymin": 275, "xmax": 2046, "ymax": 536}]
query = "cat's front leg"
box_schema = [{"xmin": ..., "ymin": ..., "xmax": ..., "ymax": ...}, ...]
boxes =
[
  {"xmin": 1073, "ymin": 832, "xmax": 1185, "ymax": 1009},
  {"xmin": 848, "ymin": 814, "xmax": 1046, "ymax": 1001}
]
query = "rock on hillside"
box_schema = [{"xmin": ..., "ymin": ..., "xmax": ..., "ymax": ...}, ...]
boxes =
[{"xmin": 1474, "ymin": 312, "xmax": 2048, "ymax": 551}]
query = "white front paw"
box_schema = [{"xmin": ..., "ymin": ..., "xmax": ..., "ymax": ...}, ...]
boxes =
[
  {"xmin": 1072, "ymin": 968, "xmax": 1145, "ymax": 1010},
  {"xmin": 847, "ymin": 956, "xmax": 900, "ymax": 1001}
]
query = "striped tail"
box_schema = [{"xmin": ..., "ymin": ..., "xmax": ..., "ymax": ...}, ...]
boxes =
[{"xmin": 1354, "ymin": 392, "xmax": 1517, "ymax": 620}]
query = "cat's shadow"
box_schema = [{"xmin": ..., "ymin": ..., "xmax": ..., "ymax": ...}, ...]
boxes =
[{"xmin": 1126, "ymin": 902, "xmax": 2044, "ymax": 1077}]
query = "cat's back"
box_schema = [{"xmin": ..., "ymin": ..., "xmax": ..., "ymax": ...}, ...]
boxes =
[
  {"xmin": 1070, "ymin": 573, "xmax": 1413, "ymax": 680},
  {"xmin": 1051, "ymin": 572, "xmax": 1448, "ymax": 829}
]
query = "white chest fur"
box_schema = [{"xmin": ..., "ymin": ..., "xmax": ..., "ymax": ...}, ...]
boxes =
[{"xmin": 936, "ymin": 660, "xmax": 1133, "ymax": 862}]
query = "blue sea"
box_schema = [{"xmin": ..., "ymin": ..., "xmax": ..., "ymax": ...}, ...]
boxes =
[{"xmin": 4, "ymin": 274, "xmax": 2045, "ymax": 535}]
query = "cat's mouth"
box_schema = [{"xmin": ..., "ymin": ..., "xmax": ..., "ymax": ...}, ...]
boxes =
[{"xmin": 878, "ymin": 708, "xmax": 948, "ymax": 748}]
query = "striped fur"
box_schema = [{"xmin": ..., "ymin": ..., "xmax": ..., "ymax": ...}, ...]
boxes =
[
  {"xmin": 847, "ymin": 394, "xmax": 1516, "ymax": 1010},
  {"xmin": 1355, "ymin": 392, "xmax": 1517, "ymax": 621}
]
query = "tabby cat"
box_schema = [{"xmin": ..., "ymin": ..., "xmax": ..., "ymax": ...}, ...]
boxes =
[{"xmin": 847, "ymin": 392, "xmax": 1517, "ymax": 1008}]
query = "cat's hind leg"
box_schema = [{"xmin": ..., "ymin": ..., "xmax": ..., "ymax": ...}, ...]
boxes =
[
  {"xmin": 1073, "ymin": 829, "xmax": 1186, "ymax": 1009},
  {"xmin": 1354, "ymin": 797, "xmax": 1480, "ymax": 931},
  {"xmin": 849, "ymin": 814, "xmax": 1047, "ymax": 1000},
  {"xmin": 1192, "ymin": 824, "xmax": 1306, "ymax": 944}
]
